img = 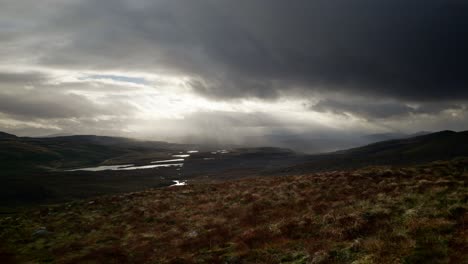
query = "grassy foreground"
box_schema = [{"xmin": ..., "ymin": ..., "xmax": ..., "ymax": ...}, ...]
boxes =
[{"xmin": 1, "ymin": 159, "xmax": 467, "ymax": 263}]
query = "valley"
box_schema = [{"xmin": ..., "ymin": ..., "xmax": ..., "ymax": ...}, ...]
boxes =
[{"xmin": 0, "ymin": 131, "xmax": 467, "ymax": 263}]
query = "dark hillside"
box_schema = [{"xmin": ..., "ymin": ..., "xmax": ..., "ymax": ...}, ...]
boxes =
[
  {"xmin": 0, "ymin": 133, "xmax": 189, "ymax": 174},
  {"xmin": 0, "ymin": 131, "xmax": 16, "ymax": 139},
  {"xmin": 288, "ymin": 130, "xmax": 468, "ymax": 173}
]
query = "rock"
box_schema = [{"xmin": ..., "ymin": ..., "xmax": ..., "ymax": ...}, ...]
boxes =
[
  {"xmin": 311, "ymin": 250, "xmax": 329, "ymax": 263},
  {"xmin": 32, "ymin": 227, "xmax": 53, "ymax": 237},
  {"xmin": 350, "ymin": 238, "xmax": 362, "ymax": 251},
  {"xmin": 186, "ymin": 230, "xmax": 198, "ymax": 238}
]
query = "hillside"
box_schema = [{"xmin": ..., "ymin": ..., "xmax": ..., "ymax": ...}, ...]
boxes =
[
  {"xmin": 2, "ymin": 130, "xmax": 468, "ymax": 208},
  {"xmin": 288, "ymin": 130, "xmax": 468, "ymax": 172},
  {"xmin": 0, "ymin": 133, "xmax": 189, "ymax": 173},
  {"xmin": 0, "ymin": 132, "xmax": 307, "ymax": 207},
  {"xmin": 1, "ymin": 159, "xmax": 467, "ymax": 263},
  {"xmin": 2, "ymin": 130, "xmax": 467, "ymax": 175},
  {"xmin": 0, "ymin": 132, "xmax": 16, "ymax": 139}
]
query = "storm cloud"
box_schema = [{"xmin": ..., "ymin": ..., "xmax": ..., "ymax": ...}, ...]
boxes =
[
  {"xmin": 310, "ymin": 99, "xmax": 465, "ymax": 120},
  {"xmin": 1, "ymin": 0, "xmax": 468, "ymax": 151},
  {"xmin": 7, "ymin": 0, "xmax": 464, "ymax": 101}
]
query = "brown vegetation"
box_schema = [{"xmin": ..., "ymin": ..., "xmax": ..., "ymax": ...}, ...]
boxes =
[{"xmin": 1, "ymin": 158, "xmax": 467, "ymax": 263}]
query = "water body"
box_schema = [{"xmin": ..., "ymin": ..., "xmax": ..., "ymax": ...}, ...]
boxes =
[
  {"xmin": 67, "ymin": 164, "xmax": 134, "ymax": 171},
  {"xmin": 68, "ymin": 163, "xmax": 183, "ymax": 171},
  {"xmin": 211, "ymin": 150, "xmax": 229, "ymax": 154},
  {"xmin": 170, "ymin": 180, "xmax": 187, "ymax": 186},
  {"xmin": 120, "ymin": 163, "xmax": 183, "ymax": 170},
  {"xmin": 151, "ymin": 159, "xmax": 185, "ymax": 163},
  {"xmin": 172, "ymin": 154, "xmax": 190, "ymax": 158},
  {"xmin": 68, "ymin": 150, "xmax": 199, "ymax": 172}
]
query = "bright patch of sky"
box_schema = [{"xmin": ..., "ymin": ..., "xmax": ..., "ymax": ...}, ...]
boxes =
[{"xmin": 85, "ymin": 74, "xmax": 148, "ymax": 85}]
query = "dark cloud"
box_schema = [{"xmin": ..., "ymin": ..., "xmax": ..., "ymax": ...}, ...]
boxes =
[
  {"xmin": 311, "ymin": 100, "xmax": 414, "ymax": 119},
  {"xmin": 311, "ymin": 99, "xmax": 464, "ymax": 119},
  {"xmin": 1, "ymin": 0, "xmax": 468, "ymax": 145},
  {"xmin": 0, "ymin": 91, "xmax": 136, "ymax": 119},
  {"xmin": 188, "ymin": 78, "xmax": 279, "ymax": 99},
  {"xmin": 0, "ymin": 72, "xmax": 47, "ymax": 84},
  {"xmin": 23, "ymin": 0, "xmax": 468, "ymax": 101}
]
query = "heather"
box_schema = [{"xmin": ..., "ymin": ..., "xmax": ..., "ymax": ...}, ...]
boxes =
[{"xmin": 1, "ymin": 159, "xmax": 467, "ymax": 263}]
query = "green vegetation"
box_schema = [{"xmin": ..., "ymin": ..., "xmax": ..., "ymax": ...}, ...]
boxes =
[{"xmin": 1, "ymin": 158, "xmax": 466, "ymax": 263}]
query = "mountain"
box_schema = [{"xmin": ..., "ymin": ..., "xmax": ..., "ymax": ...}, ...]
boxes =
[
  {"xmin": 287, "ymin": 130, "xmax": 468, "ymax": 172},
  {"xmin": 0, "ymin": 133, "xmax": 189, "ymax": 173},
  {"xmin": 0, "ymin": 132, "xmax": 307, "ymax": 206},
  {"xmin": 255, "ymin": 131, "xmax": 431, "ymax": 154},
  {"xmin": 0, "ymin": 131, "xmax": 16, "ymax": 139},
  {"xmin": 2, "ymin": 130, "xmax": 468, "ymax": 207},
  {"xmin": 362, "ymin": 132, "xmax": 408, "ymax": 142},
  {"xmin": 2, "ymin": 130, "xmax": 467, "ymax": 175},
  {"xmin": 38, "ymin": 133, "xmax": 74, "ymax": 138},
  {"xmin": 361, "ymin": 131, "xmax": 431, "ymax": 142},
  {"xmin": 340, "ymin": 130, "xmax": 468, "ymax": 161}
]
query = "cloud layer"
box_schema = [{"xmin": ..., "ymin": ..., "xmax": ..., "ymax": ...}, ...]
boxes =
[{"xmin": 1, "ymin": 0, "xmax": 467, "ymax": 151}]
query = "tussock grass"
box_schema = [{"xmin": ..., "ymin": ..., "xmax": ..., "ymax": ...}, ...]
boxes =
[{"xmin": 1, "ymin": 159, "xmax": 467, "ymax": 263}]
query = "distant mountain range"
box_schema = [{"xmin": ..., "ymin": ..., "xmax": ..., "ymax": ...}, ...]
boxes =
[
  {"xmin": 2, "ymin": 130, "xmax": 466, "ymax": 175},
  {"xmin": 362, "ymin": 131, "xmax": 431, "ymax": 143},
  {"xmin": 1, "ymin": 130, "xmax": 467, "ymax": 207},
  {"xmin": 258, "ymin": 131, "xmax": 431, "ymax": 153}
]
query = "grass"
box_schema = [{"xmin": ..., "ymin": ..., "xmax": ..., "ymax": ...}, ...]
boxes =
[{"xmin": 0, "ymin": 158, "xmax": 467, "ymax": 263}]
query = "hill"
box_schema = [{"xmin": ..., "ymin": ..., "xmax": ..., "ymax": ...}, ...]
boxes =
[
  {"xmin": 2, "ymin": 130, "xmax": 468, "ymax": 207},
  {"xmin": 286, "ymin": 130, "xmax": 468, "ymax": 173},
  {"xmin": 2, "ymin": 130, "xmax": 466, "ymax": 175},
  {"xmin": 0, "ymin": 131, "xmax": 16, "ymax": 139},
  {"xmin": 0, "ymin": 132, "xmax": 306, "ymax": 207},
  {"xmin": 1, "ymin": 158, "xmax": 466, "ymax": 263},
  {"xmin": 0, "ymin": 133, "xmax": 189, "ymax": 174}
]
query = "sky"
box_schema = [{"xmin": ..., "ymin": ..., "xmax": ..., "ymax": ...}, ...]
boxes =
[{"xmin": 0, "ymin": 0, "xmax": 467, "ymax": 152}]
